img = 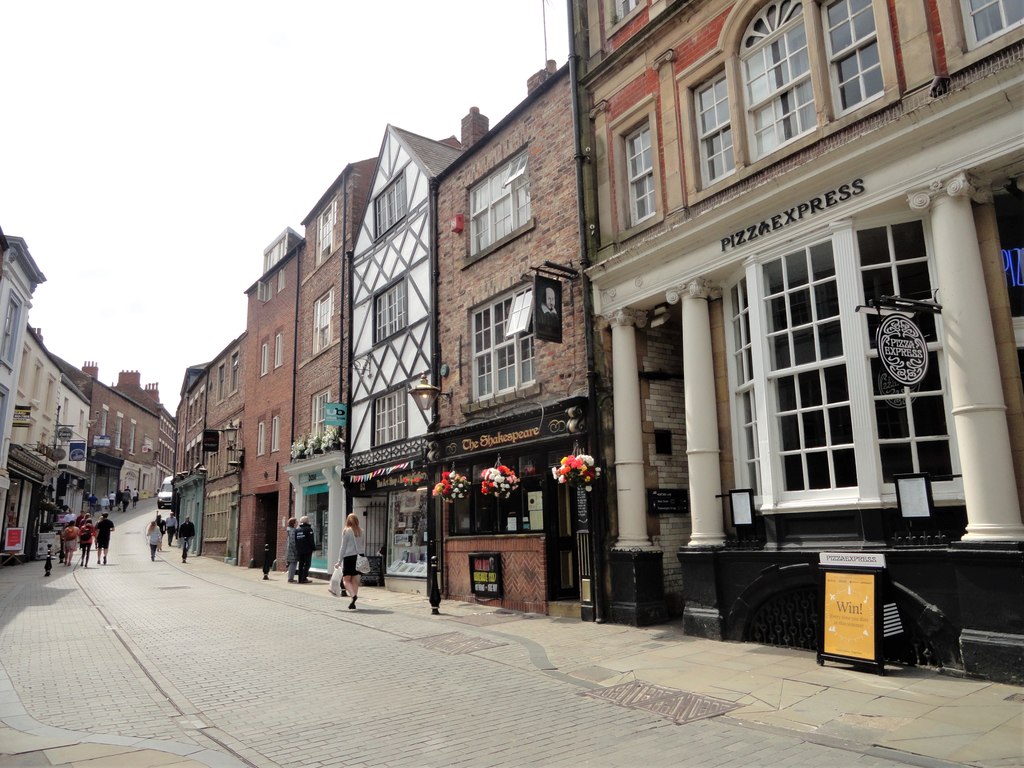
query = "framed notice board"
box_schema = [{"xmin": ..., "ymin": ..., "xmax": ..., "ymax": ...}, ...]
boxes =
[
  {"xmin": 469, "ymin": 552, "xmax": 503, "ymax": 598},
  {"xmin": 817, "ymin": 552, "xmax": 887, "ymax": 675}
]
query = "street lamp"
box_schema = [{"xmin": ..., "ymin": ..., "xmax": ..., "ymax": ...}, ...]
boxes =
[{"xmin": 409, "ymin": 373, "xmax": 444, "ymax": 615}]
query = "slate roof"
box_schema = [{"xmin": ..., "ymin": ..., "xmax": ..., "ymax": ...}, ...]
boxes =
[{"xmin": 391, "ymin": 126, "xmax": 463, "ymax": 177}]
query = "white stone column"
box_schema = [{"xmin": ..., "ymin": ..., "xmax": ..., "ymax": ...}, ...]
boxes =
[
  {"xmin": 668, "ymin": 280, "xmax": 725, "ymax": 547},
  {"xmin": 606, "ymin": 308, "xmax": 655, "ymax": 550},
  {"xmin": 909, "ymin": 173, "xmax": 1024, "ymax": 540}
]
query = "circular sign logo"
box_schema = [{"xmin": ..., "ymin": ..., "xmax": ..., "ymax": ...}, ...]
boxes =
[
  {"xmin": 876, "ymin": 314, "xmax": 928, "ymax": 387},
  {"xmin": 56, "ymin": 426, "xmax": 73, "ymax": 442}
]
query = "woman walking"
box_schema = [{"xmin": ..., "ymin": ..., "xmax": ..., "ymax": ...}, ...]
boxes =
[
  {"xmin": 285, "ymin": 517, "xmax": 298, "ymax": 583},
  {"xmin": 146, "ymin": 520, "xmax": 162, "ymax": 561},
  {"xmin": 336, "ymin": 513, "xmax": 365, "ymax": 610}
]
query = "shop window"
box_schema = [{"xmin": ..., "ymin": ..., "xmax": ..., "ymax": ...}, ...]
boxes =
[
  {"xmin": 727, "ymin": 218, "xmax": 954, "ymax": 508},
  {"xmin": 386, "ymin": 489, "xmax": 427, "ymax": 577}
]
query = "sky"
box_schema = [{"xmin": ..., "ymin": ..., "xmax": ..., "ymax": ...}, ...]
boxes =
[{"xmin": 1, "ymin": 1, "xmax": 570, "ymax": 413}]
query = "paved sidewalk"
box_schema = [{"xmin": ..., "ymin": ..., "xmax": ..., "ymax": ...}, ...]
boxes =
[{"xmin": 1, "ymin": 528, "xmax": 1021, "ymax": 767}]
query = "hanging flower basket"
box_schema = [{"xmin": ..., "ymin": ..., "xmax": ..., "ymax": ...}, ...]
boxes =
[
  {"xmin": 290, "ymin": 439, "xmax": 308, "ymax": 460},
  {"xmin": 480, "ymin": 465, "xmax": 520, "ymax": 499},
  {"xmin": 552, "ymin": 453, "xmax": 602, "ymax": 492},
  {"xmin": 432, "ymin": 470, "xmax": 471, "ymax": 502}
]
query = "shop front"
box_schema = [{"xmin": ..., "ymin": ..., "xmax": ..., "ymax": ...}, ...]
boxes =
[
  {"xmin": 430, "ymin": 398, "xmax": 594, "ymax": 616},
  {"xmin": 284, "ymin": 452, "xmax": 346, "ymax": 577},
  {"xmin": 346, "ymin": 461, "xmax": 428, "ymax": 593},
  {"xmin": 2, "ymin": 444, "xmax": 54, "ymax": 563}
]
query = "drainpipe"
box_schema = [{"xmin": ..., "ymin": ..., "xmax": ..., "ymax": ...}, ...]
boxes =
[{"xmin": 568, "ymin": 0, "xmax": 606, "ymax": 623}]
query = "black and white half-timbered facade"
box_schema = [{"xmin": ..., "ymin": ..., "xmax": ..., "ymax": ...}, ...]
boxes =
[{"xmin": 346, "ymin": 126, "xmax": 462, "ymax": 592}]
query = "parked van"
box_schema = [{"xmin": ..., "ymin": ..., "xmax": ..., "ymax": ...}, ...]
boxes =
[{"xmin": 157, "ymin": 476, "xmax": 174, "ymax": 509}]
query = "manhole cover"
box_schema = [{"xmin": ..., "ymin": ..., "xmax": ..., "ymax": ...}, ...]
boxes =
[
  {"xmin": 582, "ymin": 681, "xmax": 739, "ymax": 724},
  {"xmin": 407, "ymin": 632, "xmax": 506, "ymax": 655}
]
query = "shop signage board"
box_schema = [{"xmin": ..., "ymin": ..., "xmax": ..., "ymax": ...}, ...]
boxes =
[
  {"xmin": 646, "ymin": 488, "xmax": 689, "ymax": 515},
  {"xmin": 817, "ymin": 552, "xmax": 887, "ymax": 675},
  {"xmin": 876, "ymin": 314, "xmax": 929, "ymax": 386},
  {"xmin": 69, "ymin": 441, "xmax": 86, "ymax": 461},
  {"xmin": 324, "ymin": 403, "xmax": 348, "ymax": 427},
  {"xmin": 3, "ymin": 527, "xmax": 24, "ymax": 554},
  {"xmin": 469, "ymin": 552, "xmax": 503, "ymax": 598}
]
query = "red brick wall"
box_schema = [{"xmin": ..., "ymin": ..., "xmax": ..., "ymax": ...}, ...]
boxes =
[
  {"xmin": 445, "ymin": 534, "xmax": 548, "ymax": 614},
  {"xmin": 239, "ymin": 252, "xmax": 299, "ymax": 568}
]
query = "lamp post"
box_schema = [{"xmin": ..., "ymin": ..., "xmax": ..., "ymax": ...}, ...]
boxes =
[{"xmin": 409, "ymin": 373, "xmax": 446, "ymax": 615}]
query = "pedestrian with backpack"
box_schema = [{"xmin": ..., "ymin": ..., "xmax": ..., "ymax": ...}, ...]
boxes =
[
  {"xmin": 61, "ymin": 520, "xmax": 79, "ymax": 567},
  {"xmin": 77, "ymin": 517, "xmax": 95, "ymax": 567}
]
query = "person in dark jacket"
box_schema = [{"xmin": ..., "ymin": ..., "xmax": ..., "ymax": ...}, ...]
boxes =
[
  {"xmin": 294, "ymin": 516, "xmax": 316, "ymax": 583},
  {"xmin": 178, "ymin": 517, "xmax": 196, "ymax": 563}
]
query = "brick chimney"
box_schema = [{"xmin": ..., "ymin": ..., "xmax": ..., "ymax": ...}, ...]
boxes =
[
  {"xmin": 527, "ymin": 59, "xmax": 558, "ymax": 95},
  {"xmin": 461, "ymin": 107, "xmax": 489, "ymax": 150},
  {"xmin": 82, "ymin": 361, "xmax": 98, "ymax": 379},
  {"xmin": 117, "ymin": 370, "xmax": 142, "ymax": 390},
  {"xmin": 144, "ymin": 383, "xmax": 161, "ymax": 406}
]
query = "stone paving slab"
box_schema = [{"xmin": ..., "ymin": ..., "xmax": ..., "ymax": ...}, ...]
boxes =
[{"xmin": 1, "ymin": 503, "xmax": 1021, "ymax": 768}]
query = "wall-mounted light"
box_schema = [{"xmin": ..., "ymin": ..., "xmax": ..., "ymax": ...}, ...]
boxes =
[{"xmin": 409, "ymin": 372, "xmax": 451, "ymax": 412}]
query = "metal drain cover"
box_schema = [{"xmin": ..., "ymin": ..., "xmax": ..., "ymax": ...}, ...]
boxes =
[
  {"xmin": 407, "ymin": 632, "xmax": 506, "ymax": 655},
  {"xmin": 582, "ymin": 681, "xmax": 740, "ymax": 724}
]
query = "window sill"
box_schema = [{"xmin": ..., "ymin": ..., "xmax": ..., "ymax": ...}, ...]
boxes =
[
  {"xmin": 463, "ymin": 382, "xmax": 541, "ymax": 415},
  {"xmin": 463, "ymin": 218, "xmax": 535, "ymax": 268}
]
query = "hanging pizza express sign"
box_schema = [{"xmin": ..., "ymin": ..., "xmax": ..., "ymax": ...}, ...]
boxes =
[{"xmin": 876, "ymin": 314, "xmax": 928, "ymax": 387}]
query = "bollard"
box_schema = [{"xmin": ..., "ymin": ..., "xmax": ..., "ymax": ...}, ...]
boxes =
[
  {"xmin": 262, "ymin": 543, "xmax": 271, "ymax": 580},
  {"xmin": 44, "ymin": 545, "xmax": 52, "ymax": 577}
]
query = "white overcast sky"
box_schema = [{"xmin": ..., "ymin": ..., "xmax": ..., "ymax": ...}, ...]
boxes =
[{"xmin": 1, "ymin": 1, "xmax": 569, "ymax": 412}]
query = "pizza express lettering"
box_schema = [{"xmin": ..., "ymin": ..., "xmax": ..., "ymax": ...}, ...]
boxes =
[{"xmin": 721, "ymin": 179, "xmax": 865, "ymax": 252}]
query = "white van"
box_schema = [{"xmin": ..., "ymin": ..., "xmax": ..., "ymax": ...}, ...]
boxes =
[{"xmin": 157, "ymin": 476, "xmax": 174, "ymax": 509}]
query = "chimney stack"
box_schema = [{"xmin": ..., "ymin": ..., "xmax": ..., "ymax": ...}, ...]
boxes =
[
  {"xmin": 461, "ymin": 107, "xmax": 489, "ymax": 150},
  {"xmin": 82, "ymin": 361, "xmax": 98, "ymax": 379},
  {"xmin": 527, "ymin": 59, "xmax": 558, "ymax": 95},
  {"xmin": 117, "ymin": 370, "xmax": 142, "ymax": 390},
  {"xmin": 144, "ymin": 382, "xmax": 161, "ymax": 405}
]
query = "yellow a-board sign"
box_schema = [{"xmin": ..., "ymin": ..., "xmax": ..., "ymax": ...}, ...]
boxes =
[
  {"xmin": 818, "ymin": 552, "xmax": 886, "ymax": 675},
  {"xmin": 823, "ymin": 571, "xmax": 876, "ymax": 661}
]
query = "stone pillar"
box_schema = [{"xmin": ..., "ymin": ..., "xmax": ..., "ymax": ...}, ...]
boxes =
[
  {"xmin": 607, "ymin": 308, "xmax": 654, "ymax": 550},
  {"xmin": 668, "ymin": 280, "xmax": 725, "ymax": 546},
  {"xmin": 909, "ymin": 173, "xmax": 1024, "ymax": 540},
  {"xmin": 603, "ymin": 308, "xmax": 667, "ymax": 626}
]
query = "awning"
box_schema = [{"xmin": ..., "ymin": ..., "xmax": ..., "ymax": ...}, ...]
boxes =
[
  {"xmin": 90, "ymin": 452, "xmax": 124, "ymax": 470},
  {"xmin": 303, "ymin": 483, "xmax": 329, "ymax": 496}
]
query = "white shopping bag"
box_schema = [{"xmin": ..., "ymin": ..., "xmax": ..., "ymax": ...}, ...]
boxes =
[{"xmin": 328, "ymin": 565, "xmax": 343, "ymax": 597}]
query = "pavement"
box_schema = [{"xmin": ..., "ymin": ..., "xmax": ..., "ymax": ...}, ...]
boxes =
[{"xmin": 0, "ymin": 502, "xmax": 1021, "ymax": 767}]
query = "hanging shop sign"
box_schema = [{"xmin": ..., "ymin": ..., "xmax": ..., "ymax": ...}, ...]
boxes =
[
  {"xmin": 68, "ymin": 441, "xmax": 86, "ymax": 461},
  {"xmin": 437, "ymin": 402, "xmax": 586, "ymax": 461},
  {"xmin": 876, "ymin": 314, "xmax": 929, "ymax": 387},
  {"xmin": 324, "ymin": 403, "xmax": 348, "ymax": 427},
  {"xmin": 533, "ymin": 274, "xmax": 563, "ymax": 343},
  {"xmin": 720, "ymin": 179, "xmax": 865, "ymax": 252}
]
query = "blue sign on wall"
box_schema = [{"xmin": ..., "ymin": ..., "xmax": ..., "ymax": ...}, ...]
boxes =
[{"xmin": 324, "ymin": 403, "xmax": 348, "ymax": 427}]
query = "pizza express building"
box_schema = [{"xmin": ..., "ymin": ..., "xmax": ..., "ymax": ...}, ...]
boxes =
[{"xmin": 576, "ymin": 0, "xmax": 1024, "ymax": 682}]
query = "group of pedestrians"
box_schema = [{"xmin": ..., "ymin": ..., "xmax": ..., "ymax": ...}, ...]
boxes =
[
  {"xmin": 85, "ymin": 488, "xmax": 138, "ymax": 514},
  {"xmin": 59, "ymin": 509, "xmax": 115, "ymax": 568},
  {"xmin": 284, "ymin": 513, "xmax": 365, "ymax": 610},
  {"xmin": 146, "ymin": 511, "xmax": 194, "ymax": 562}
]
